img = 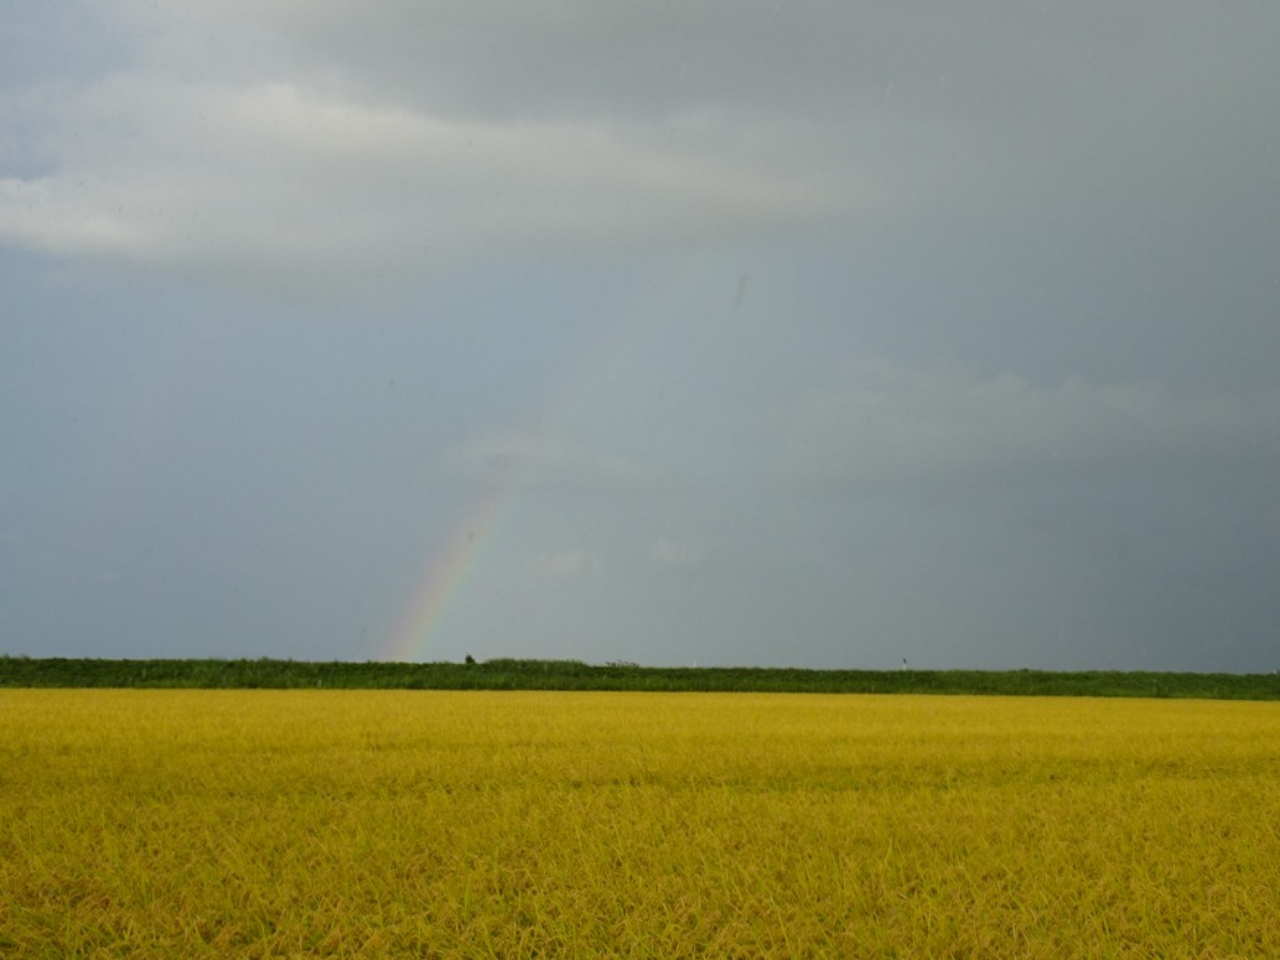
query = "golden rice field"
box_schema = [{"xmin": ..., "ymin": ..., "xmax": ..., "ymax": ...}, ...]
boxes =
[{"xmin": 3, "ymin": 690, "xmax": 1279, "ymax": 958}]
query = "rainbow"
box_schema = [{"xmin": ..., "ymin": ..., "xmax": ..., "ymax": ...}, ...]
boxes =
[
  {"xmin": 376, "ymin": 253, "xmax": 735, "ymax": 663},
  {"xmin": 376, "ymin": 467, "xmax": 525, "ymax": 663},
  {"xmin": 376, "ymin": 311, "xmax": 645, "ymax": 663}
]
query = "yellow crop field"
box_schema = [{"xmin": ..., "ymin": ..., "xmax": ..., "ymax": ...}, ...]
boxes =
[{"xmin": 2, "ymin": 691, "xmax": 1278, "ymax": 957}]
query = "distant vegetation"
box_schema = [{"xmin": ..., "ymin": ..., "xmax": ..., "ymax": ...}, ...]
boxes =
[{"xmin": 2, "ymin": 656, "xmax": 1278, "ymax": 700}]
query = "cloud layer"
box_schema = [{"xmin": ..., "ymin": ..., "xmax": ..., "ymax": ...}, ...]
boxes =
[
  {"xmin": 779, "ymin": 360, "xmax": 1280, "ymax": 489},
  {"xmin": 442, "ymin": 430, "xmax": 671, "ymax": 494},
  {"xmin": 4, "ymin": 2, "xmax": 1280, "ymax": 672},
  {"xmin": 5, "ymin": 1, "xmax": 1276, "ymax": 299}
]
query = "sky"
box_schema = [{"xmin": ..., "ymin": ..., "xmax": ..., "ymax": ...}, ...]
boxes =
[{"xmin": 2, "ymin": 0, "xmax": 1278, "ymax": 671}]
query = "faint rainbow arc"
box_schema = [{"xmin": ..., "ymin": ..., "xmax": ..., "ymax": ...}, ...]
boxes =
[
  {"xmin": 377, "ymin": 469, "xmax": 526, "ymax": 662},
  {"xmin": 376, "ymin": 315, "xmax": 642, "ymax": 663}
]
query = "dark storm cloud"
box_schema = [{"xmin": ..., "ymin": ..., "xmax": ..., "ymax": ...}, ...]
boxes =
[{"xmin": 1, "ymin": 2, "xmax": 1277, "ymax": 670}]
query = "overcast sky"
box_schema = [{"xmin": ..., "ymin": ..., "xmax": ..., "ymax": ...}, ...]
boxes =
[{"xmin": 3, "ymin": 1, "xmax": 1278, "ymax": 671}]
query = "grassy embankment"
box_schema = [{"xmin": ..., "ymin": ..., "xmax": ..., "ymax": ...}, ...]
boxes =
[{"xmin": 1, "ymin": 656, "xmax": 1278, "ymax": 699}]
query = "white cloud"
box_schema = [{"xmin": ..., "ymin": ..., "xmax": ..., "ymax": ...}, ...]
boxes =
[
  {"xmin": 649, "ymin": 538, "xmax": 700, "ymax": 567},
  {"xmin": 527, "ymin": 548, "xmax": 597, "ymax": 580},
  {"xmin": 778, "ymin": 358, "xmax": 1280, "ymax": 488},
  {"xmin": 0, "ymin": 70, "xmax": 867, "ymax": 300},
  {"xmin": 442, "ymin": 430, "xmax": 671, "ymax": 494},
  {"xmin": 3, "ymin": 1, "xmax": 1276, "ymax": 299}
]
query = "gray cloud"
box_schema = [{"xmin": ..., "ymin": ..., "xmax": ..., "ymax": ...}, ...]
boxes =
[
  {"xmin": 527, "ymin": 548, "xmax": 598, "ymax": 580},
  {"xmin": 778, "ymin": 359, "xmax": 1280, "ymax": 489},
  {"xmin": 0, "ymin": 79, "xmax": 852, "ymax": 299},
  {"xmin": 442, "ymin": 429, "xmax": 673, "ymax": 494},
  {"xmin": 6, "ymin": 1, "xmax": 1274, "ymax": 299},
  {"xmin": 3, "ymin": 2, "xmax": 1279, "ymax": 672},
  {"xmin": 649, "ymin": 537, "xmax": 700, "ymax": 567}
]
